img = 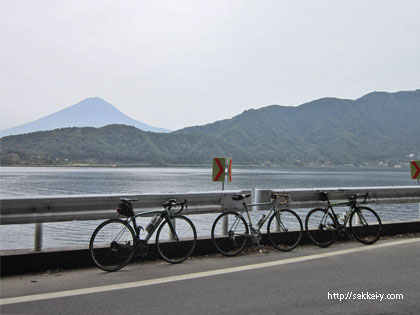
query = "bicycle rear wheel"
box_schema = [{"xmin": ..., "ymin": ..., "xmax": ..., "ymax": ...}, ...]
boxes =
[
  {"xmin": 349, "ymin": 206, "xmax": 382, "ymax": 244},
  {"xmin": 211, "ymin": 211, "xmax": 249, "ymax": 256},
  {"xmin": 156, "ymin": 215, "xmax": 197, "ymax": 263},
  {"xmin": 267, "ymin": 209, "xmax": 303, "ymax": 251},
  {"xmin": 89, "ymin": 219, "xmax": 136, "ymax": 272},
  {"xmin": 305, "ymin": 208, "xmax": 337, "ymax": 247}
]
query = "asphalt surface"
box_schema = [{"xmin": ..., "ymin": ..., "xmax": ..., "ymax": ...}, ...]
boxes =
[{"xmin": 1, "ymin": 236, "xmax": 420, "ymax": 315}]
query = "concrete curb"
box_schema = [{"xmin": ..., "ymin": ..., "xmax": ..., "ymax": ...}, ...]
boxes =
[{"xmin": 1, "ymin": 220, "xmax": 419, "ymax": 276}]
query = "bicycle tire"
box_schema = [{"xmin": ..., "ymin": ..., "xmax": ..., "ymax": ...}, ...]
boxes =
[
  {"xmin": 267, "ymin": 209, "xmax": 303, "ymax": 251},
  {"xmin": 156, "ymin": 215, "xmax": 197, "ymax": 263},
  {"xmin": 349, "ymin": 206, "xmax": 382, "ymax": 245},
  {"xmin": 305, "ymin": 208, "xmax": 337, "ymax": 247},
  {"xmin": 211, "ymin": 211, "xmax": 249, "ymax": 256},
  {"xmin": 89, "ymin": 219, "xmax": 136, "ymax": 272}
]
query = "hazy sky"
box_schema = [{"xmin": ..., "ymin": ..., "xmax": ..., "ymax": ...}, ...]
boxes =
[{"xmin": 1, "ymin": 0, "xmax": 419, "ymax": 131}]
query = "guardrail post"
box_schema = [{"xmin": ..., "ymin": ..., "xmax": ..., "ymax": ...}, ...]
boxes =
[
  {"xmin": 222, "ymin": 215, "xmax": 228, "ymax": 235},
  {"xmin": 34, "ymin": 223, "xmax": 43, "ymax": 251}
]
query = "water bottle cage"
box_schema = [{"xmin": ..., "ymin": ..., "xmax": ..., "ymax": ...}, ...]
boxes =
[
  {"xmin": 257, "ymin": 214, "xmax": 266, "ymax": 228},
  {"xmin": 146, "ymin": 215, "xmax": 159, "ymax": 233}
]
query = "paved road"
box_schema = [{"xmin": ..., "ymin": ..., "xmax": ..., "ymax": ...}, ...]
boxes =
[{"xmin": 1, "ymin": 237, "xmax": 420, "ymax": 314}]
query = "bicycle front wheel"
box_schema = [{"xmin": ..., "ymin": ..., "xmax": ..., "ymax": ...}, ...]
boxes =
[
  {"xmin": 211, "ymin": 211, "xmax": 249, "ymax": 256},
  {"xmin": 156, "ymin": 215, "xmax": 197, "ymax": 264},
  {"xmin": 305, "ymin": 208, "xmax": 337, "ymax": 247},
  {"xmin": 349, "ymin": 206, "xmax": 382, "ymax": 245},
  {"xmin": 267, "ymin": 209, "xmax": 303, "ymax": 251},
  {"xmin": 89, "ymin": 219, "xmax": 136, "ymax": 272}
]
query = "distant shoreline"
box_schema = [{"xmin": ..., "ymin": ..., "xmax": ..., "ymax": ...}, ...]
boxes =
[{"xmin": 0, "ymin": 163, "xmax": 411, "ymax": 170}]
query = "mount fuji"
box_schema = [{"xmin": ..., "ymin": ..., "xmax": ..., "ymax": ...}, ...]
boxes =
[{"xmin": 0, "ymin": 97, "xmax": 171, "ymax": 137}]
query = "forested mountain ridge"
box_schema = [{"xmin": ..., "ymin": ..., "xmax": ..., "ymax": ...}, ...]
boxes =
[
  {"xmin": 0, "ymin": 125, "xmax": 252, "ymax": 166},
  {"xmin": 1, "ymin": 90, "xmax": 419, "ymax": 166},
  {"xmin": 175, "ymin": 90, "xmax": 420, "ymax": 165}
]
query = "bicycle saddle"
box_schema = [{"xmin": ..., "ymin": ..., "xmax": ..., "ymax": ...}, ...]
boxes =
[
  {"xmin": 120, "ymin": 198, "xmax": 139, "ymax": 203},
  {"xmin": 318, "ymin": 192, "xmax": 329, "ymax": 201},
  {"xmin": 232, "ymin": 194, "xmax": 251, "ymax": 201}
]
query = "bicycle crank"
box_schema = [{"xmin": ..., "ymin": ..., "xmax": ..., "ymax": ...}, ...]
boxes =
[
  {"xmin": 134, "ymin": 240, "xmax": 149, "ymax": 259},
  {"xmin": 250, "ymin": 229, "xmax": 262, "ymax": 244}
]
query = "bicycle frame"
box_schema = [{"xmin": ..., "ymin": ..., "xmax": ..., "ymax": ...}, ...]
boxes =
[
  {"xmin": 320, "ymin": 198, "xmax": 368, "ymax": 230},
  {"xmin": 126, "ymin": 209, "xmax": 179, "ymax": 243},
  {"xmin": 237, "ymin": 196, "xmax": 289, "ymax": 234},
  {"xmin": 241, "ymin": 201, "xmax": 276, "ymax": 231}
]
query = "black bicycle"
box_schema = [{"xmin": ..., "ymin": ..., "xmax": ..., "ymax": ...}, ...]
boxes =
[
  {"xmin": 90, "ymin": 198, "xmax": 197, "ymax": 271},
  {"xmin": 305, "ymin": 192, "xmax": 382, "ymax": 247}
]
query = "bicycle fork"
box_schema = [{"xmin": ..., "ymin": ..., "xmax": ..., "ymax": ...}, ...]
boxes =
[
  {"xmin": 274, "ymin": 211, "xmax": 289, "ymax": 232},
  {"xmin": 353, "ymin": 208, "xmax": 368, "ymax": 226},
  {"xmin": 167, "ymin": 218, "xmax": 179, "ymax": 241}
]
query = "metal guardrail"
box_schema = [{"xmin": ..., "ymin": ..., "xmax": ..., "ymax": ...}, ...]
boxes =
[
  {"xmin": 2, "ymin": 187, "xmax": 418, "ymax": 225},
  {"xmin": 1, "ymin": 186, "xmax": 419, "ymax": 251},
  {"xmin": 0, "ymin": 190, "xmax": 251, "ymax": 251},
  {"xmin": 255, "ymin": 186, "xmax": 420, "ymax": 210},
  {"xmin": 0, "ymin": 190, "xmax": 252, "ymax": 225}
]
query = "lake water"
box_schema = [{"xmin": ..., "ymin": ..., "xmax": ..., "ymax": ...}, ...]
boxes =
[{"xmin": 0, "ymin": 166, "xmax": 419, "ymax": 250}]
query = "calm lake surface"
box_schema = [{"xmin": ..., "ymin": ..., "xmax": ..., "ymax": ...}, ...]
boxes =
[{"xmin": 0, "ymin": 166, "xmax": 418, "ymax": 250}]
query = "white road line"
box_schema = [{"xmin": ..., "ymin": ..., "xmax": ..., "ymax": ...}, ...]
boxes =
[{"xmin": 1, "ymin": 238, "xmax": 419, "ymax": 306}]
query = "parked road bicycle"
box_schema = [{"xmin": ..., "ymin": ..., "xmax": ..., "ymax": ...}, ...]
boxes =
[
  {"xmin": 90, "ymin": 198, "xmax": 197, "ymax": 271},
  {"xmin": 305, "ymin": 192, "xmax": 382, "ymax": 247},
  {"xmin": 211, "ymin": 192, "xmax": 303, "ymax": 256}
]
